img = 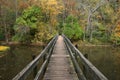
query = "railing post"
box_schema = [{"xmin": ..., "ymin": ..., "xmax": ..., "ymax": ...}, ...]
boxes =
[
  {"xmin": 83, "ymin": 54, "xmax": 88, "ymax": 77},
  {"xmin": 32, "ymin": 54, "xmax": 38, "ymax": 78},
  {"xmin": 73, "ymin": 52, "xmax": 78, "ymax": 64},
  {"xmin": 43, "ymin": 54, "xmax": 46, "ymax": 62},
  {"xmin": 43, "ymin": 53, "xmax": 47, "ymax": 74},
  {"xmin": 74, "ymin": 44, "xmax": 78, "ymax": 63}
]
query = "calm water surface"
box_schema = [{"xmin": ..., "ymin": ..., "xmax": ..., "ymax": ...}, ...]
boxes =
[
  {"xmin": 0, "ymin": 45, "xmax": 42, "ymax": 80},
  {"xmin": 78, "ymin": 46, "xmax": 120, "ymax": 80},
  {"xmin": 0, "ymin": 45, "xmax": 120, "ymax": 80}
]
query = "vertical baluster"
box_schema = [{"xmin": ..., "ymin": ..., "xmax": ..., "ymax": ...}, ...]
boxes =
[
  {"xmin": 83, "ymin": 54, "xmax": 88, "ymax": 77},
  {"xmin": 32, "ymin": 54, "xmax": 38, "ymax": 78}
]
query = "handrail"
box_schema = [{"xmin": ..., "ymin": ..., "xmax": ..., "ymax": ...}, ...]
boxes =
[
  {"xmin": 34, "ymin": 36, "xmax": 57, "ymax": 80},
  {"xmin": 63, "ymin": 35, "xmax": 108, "ymax": 80},
  {"xmin": 64, "ymin": 39, "xmax": 87, "ymax": 80},
  {"xmin": 12, "ymin": 35, "xmax": 58, "ymax": 80}
]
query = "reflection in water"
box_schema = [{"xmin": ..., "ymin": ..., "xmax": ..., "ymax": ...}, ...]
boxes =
[
  {"xmin": 78, "ymin": 46, "xmax": 120, "ymax": 80},
  {"xmin": 0, "ymin": 45, "xmax": 120, "ymax": 80},
  {"xmin": 0, "ymin": 45, "xmax": 42, "ymax": 80}
]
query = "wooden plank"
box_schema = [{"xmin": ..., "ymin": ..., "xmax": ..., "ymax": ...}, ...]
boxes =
[{"xmin": 43, "ymin": 36, "xmax": 78, "ymax": 80}]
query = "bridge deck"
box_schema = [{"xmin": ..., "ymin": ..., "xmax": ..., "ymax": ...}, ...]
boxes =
[{"xmin": 43, "ymin": 36, "xmax": 78, "ymax": 80}]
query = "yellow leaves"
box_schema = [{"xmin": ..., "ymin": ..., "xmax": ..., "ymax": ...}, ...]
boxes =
[
  {"xmin": 114, "ymin": 21, "xmax": 120, "ymax": 37},
  {"xmin": 50, "ymin": 18, "xmax": 58, "ymax": 27},
  {"xmin": 114, "ymin": 33, "xmax": 120, "ymax": 37},
  {"xmin": 115, "ymin": 26, "xmax": 120, "ymax": 32},
  {"xmin": 47, "ymin": 0, "xmax": 57, "ymax": 5},
  {"xmin": 106, "ymin": 7, "xmax": 114, "ymax": 14},
  {"xmin": 33, "ymin": 22, "xmax": 55, "ymax": 42},
  {"xmin": 40, "ymin": 0, "xmax": 64, "ymax": 15},
  {"xmin": 38, "ymin": 0, "xmax": 64, "ymax": 27},
  {"xmin": 0, "ymin": 46, "xmax": 10, "ymax": 52}
]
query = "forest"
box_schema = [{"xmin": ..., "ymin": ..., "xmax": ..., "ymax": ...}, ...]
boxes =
[
  {"xmin": 0, "ymin": 0, "xmax": 120, "ymax": 80},
  {"xmin": 0, "ymin": 0, "xmax": 120, "ymax": 45}
]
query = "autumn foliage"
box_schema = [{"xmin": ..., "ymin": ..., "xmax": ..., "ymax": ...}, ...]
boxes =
[{"xmin": 0, "ymin": 0, "xmax": 120, "ymax": 45}]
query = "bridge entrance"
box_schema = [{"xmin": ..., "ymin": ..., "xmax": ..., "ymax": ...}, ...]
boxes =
[
  {"xmin": 43, "ymin": 36, "xmax": 78, "ymax": 80},
  {"xmin": 12, "ymin": 35, "xmax": 108, "ymax": 80}
]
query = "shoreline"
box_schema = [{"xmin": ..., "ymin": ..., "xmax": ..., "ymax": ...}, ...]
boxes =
[{"xmin": 0, "ymin": 41, "xmax": 47, "ymax": 46}]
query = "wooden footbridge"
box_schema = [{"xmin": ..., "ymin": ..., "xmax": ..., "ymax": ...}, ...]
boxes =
[{"xmin": 12, "ymin": 35, "xmax": 108, "ymax": 80}]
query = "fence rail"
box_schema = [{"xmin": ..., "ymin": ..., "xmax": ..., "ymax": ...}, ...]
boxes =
[
  {"xmin": 63, "ymin": 35, "xmax": 108, "ymax": 80},
  {"xmin": 12, "ymin": 35, "xmax": 58, "ymax": 80},
  {"xmin": 12, "ymin": 34, "xmax": 108, "ymax": 80}
]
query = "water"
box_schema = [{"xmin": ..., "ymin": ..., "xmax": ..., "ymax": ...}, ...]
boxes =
[
  {"xmin": 0, "ymin": 45, "xmax": 120, "ymax": 80},
  {"xmin": 78, "ymin": 46, "xmax": 120, "ymax": 80},
  {"xmin": 0, "ymin": 45, "xmax": 42, "ymax": 80}
]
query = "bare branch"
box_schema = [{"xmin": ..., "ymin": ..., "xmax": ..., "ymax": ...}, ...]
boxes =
[{"xmin": 92, "ymin": 0, "xmax": 108, "ymax": 13}]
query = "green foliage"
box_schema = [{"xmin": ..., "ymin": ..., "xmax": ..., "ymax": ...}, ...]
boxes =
[
  {"xmin": 57, "ymin": 21, "xmax": 64, "ymax": 35},
  {"xmin": 2, "ymin": 0, "xmax": 120, "ymax": 45},
  {"xmin": 63, "ymin": 15, "xmax": 83, "ymax": 40},
  {"xmin": 111, "ymin": 34, "xmax": 120, "ymax": 45},
  {"xmin": 93, "ymin": 22, "xmax": 108, "ymax": 42},
  {"xmin": 110, "ymin": 23, "xmax": 120, "ymax": 45},
  {"xmin": 13, "ymin": 6, "xmax": 42, "ymax": 42},
  {"xmin": 63, "ymin": 25, "xmax": 74, "ymax": 38},
  {"xmin": 0, "ymin": 33, "xmax": 5, "ymax": 41}
]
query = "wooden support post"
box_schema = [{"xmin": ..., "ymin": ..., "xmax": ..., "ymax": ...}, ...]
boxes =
[
  {"xmin": 73, "ymin": 53, "xmax": 77, "ymax": 73},
  {"xmin": 75, "ymin": 44, "xmax": 78, "ymax": 49},
  {"xmin": 43, "ymin": 54, "xmax": 46, "ymax": 62},
  {"xmin": 74, "ymin": 44, "xmax": 78, "ymax": 62},
  {"xmin": 43, "ymin": 53, "xmax": 47, "ymax": 74},
  {"xmin": 74, "ymin": 52, "xmax": 78, "ymax": 62},
  {"xmin": 32, "ymin": 54, "xmax": 37, "ymax": 78},
  {"xmin": 84, "ymin": 54, "xmax": 88, "ymax": 59},
  {"xmin": 83, "ymin": 54, "xmax": 88, "ymax": 77},
  {"xmin": 42, "ymin": 45, "xmax": 45, "ymax": 49}
]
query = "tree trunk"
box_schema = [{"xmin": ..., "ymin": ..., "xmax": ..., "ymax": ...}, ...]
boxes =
[
  {"xmin": 86, "ymin": 10, "xmax": 91, "ymax": 33},
  {"xmin": 3, "ymin": 6, "xmax": 9, "ymax": 43},
  {"xmin": 89, "ymin": 26, "xmax": 93, "ymax": 42},
  {"xmin": 4, "ymin": 23, "xmax": 9, "ymax": 43},
  {"xmin": 86, "ymin": 9, "xmax": 93, "ymax": 42},
  {"xmin": 15, "ymin": 0, "xmax": 18, "ymax": 19},
  {"xmin": 0, "ymin": 3, "xmax": 2, "ymax": 27},
  {"xmin": 83, "ymin": 26, "xmax": 86, "ymax": 41}
]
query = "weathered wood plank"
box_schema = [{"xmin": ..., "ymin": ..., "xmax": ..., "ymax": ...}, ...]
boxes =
[{"xmin": 43, "ymin": 36, "xmax": 78, "ymax": 80}]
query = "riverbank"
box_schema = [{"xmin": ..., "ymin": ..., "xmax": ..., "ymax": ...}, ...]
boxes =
[
  {"xmin": 72, "ymin": 40, "xmax": 114, "ymax": 47},
  {"xmin": 0, "ymin": 40, "xmax": 114, "ymax": 48},
  {"xmin": 0, "ymin": 41, "xmax": 47, "ymax": 46}
]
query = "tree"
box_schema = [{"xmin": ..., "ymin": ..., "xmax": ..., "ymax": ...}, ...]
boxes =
[
  {"xmin": 78, "ymin": 0, "xmax": 108, "ymax": 42},
  {"xmin": 110, "ymin": 5, "xmax": 120, "ymax": 45},
  {"xmin": 63, "ymin": 15, "xmax": 83, "ymax": 40},
  {"xmin": 13, "ymin": 6, "xmax": 41, "ymax": 42},
  {"xmin": 0, "ymin": 0, "xmax": 17, "ymax": 43},
  {"xmin": 0, "ymin": 0, "xmax": 29, "ymax": 43},
  {"xmin": 38, "ymin": 0, "xmax": 64, "ymax": 33}
]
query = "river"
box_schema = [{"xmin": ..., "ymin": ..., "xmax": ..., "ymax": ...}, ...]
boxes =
[
  {"xmin": 0, "ymin": 45, "xmax": 120, "ymax": 80},
  {"xmin": 78, "ymin": 46, "xmax": 120, "ymax": 80},
  {"xmin": 0, "ymin": 45, "xmax": 42, "ymax": 80}
]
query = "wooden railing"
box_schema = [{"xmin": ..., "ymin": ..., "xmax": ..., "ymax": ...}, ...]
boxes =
[
  {"xmin": 63, "ymin": 35, "xmax": 108, "ymax": 80},
  {"xmin": 12, "ymin": 35, "xmax": 58, "ymax": 80},
  {"xmin": 12, "ymin": 34, "xmax": 108, "ymax": 80}
]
